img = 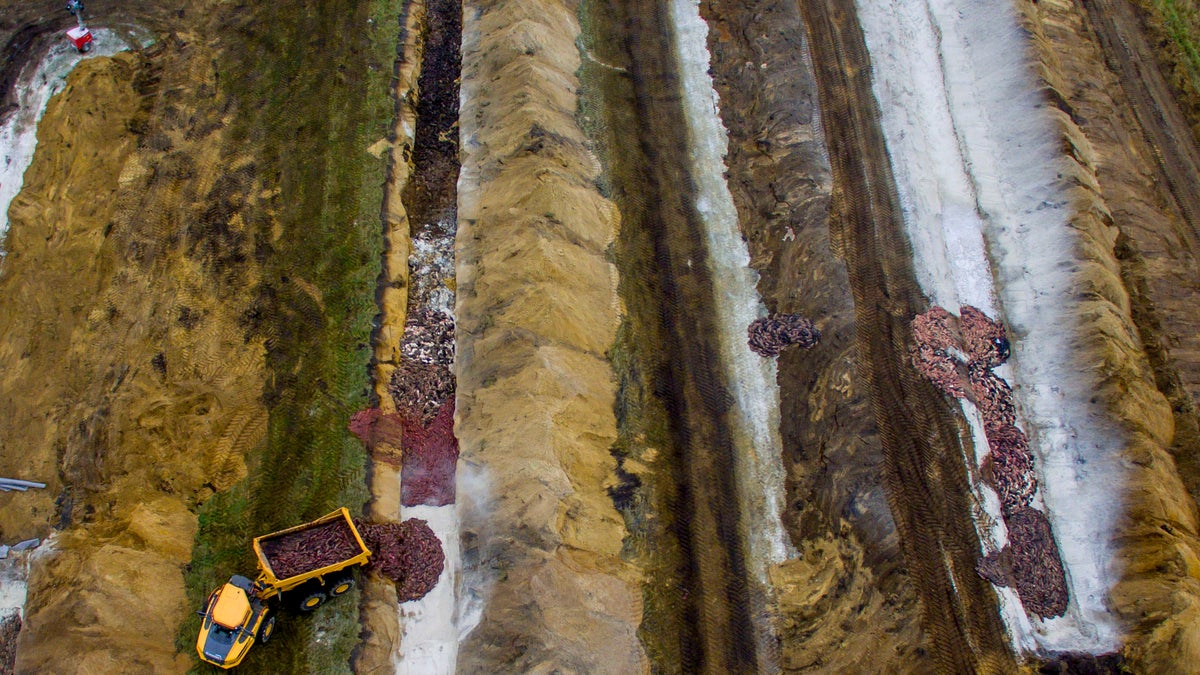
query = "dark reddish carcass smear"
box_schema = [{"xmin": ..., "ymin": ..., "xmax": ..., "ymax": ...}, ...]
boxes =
[{"xmin": 398, "ymin": 398, "xmax": 458, "ymax": 507}]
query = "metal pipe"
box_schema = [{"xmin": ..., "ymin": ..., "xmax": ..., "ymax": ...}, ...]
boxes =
[{"xmin": 0, "ymin": 478, "xmax": 46, "ymax": 490}]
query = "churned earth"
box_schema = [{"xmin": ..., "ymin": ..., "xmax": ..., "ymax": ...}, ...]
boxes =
[
  {"xmin": 0, "ymin": 0, "xmax": 396, "ymax": 672},
  {"xmin": 1, "ymin": 0, "xmax": 1200, "ymax": 673}
]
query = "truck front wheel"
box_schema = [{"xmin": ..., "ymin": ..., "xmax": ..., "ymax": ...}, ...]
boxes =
[
  {"xmin": 299, "ymin": 591, "xmax": 327, "ymax": 612},
  {"xmin": 258, "ymin": 615, "xmax": 276, "ymax": 643}
]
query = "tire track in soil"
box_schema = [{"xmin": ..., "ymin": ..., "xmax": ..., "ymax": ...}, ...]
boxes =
[
  {"xmin": 794, "ymin": 2, "xmax": 1016, "ymax": 672},
  {"xmin": 1083, "ymin": 0, "xmax": 1200, "ymax": 242},
  {"xmin": 588, "ymin": 1, "xmax": 759, "ymax": 671},
  {"xmin": 1078, "ymin": 0, "xmax": 1200, "ymax": 503}
]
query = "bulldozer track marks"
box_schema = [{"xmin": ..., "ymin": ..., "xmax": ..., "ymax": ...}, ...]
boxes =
[{"xmin": 795, "ymin": 1, "xmax": 1016, "ymax": 671}]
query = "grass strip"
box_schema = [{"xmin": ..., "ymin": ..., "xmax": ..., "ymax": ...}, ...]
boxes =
[{"xmin": 177, "ymin": 0, "xmax": 401, "ymax": 671}]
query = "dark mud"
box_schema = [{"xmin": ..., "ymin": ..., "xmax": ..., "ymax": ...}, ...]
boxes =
[
  {"xmin": 0, "ymin": 22, "xmax": 59, "ymax": 120},
  {"xmin": 697, "ymin": 0, "xmax": 933, "ymax": 670},
  {"xmin": 401, "ymin": 0, "xmax": 461, "ymax": 235},
  {"xmin": 698, "ymin": 0, "xmax": 896, "ymax": 586}
]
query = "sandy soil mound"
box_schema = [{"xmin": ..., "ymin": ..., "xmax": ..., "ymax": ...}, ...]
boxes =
[
  {"xmin": 1017, "ymin": 0, "xmax": 1200, "ymax": 667},
  {"xmin": 0, "ymin": 37, "xmax": 268, "ymax": 672},
  {"xmin": 454, "ymin": 0, "xmax": 645, "ymax": 671}
]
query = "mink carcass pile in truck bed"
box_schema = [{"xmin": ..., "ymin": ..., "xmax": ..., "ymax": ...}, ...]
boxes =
[{"xmin": 260, "ymin": 519, "xmax": 363, "ymax": 579}]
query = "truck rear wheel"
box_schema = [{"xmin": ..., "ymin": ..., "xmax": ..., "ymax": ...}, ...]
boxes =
[
  {"xmin": 258, "ymin": 614, "xmax": 276, "ymax": 643},
  {"xmin": 329, "ymin": 576, "xmax": 356, "ymax": 597},
  {"xmin": 299, "ymin": 591, "xmax": 327, "ymax": 612}
]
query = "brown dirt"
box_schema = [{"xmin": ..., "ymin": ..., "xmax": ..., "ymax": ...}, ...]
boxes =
[
  {"xmin": 1073, "ymin": 0, "xmax": 1200, "ymax": 508},
  {"xmin": 1017, "ymin": 0, "xmax": 1200, "ymax": 669},
  {"xmin": 454, "ymin": 0, "xmax": 646, "ymax": 672},
  {"xmin": 2, "ymin": 0, "xmax": 1199, "ymax": 671},
  {"xmin": 1, "ymin": 22, "xmax": 60, "ymax": 117},
  {"xmin": 0, "ymin": 28, "xmax": 266, "ymax": 669},
  {"xmin": 0, "ymin": 0, "xmax": 325, "ymax": 670}
]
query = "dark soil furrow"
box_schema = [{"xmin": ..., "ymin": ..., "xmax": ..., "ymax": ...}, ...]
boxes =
[
  {"xmin": 583, "ymin": 1, "xmax": 761, "ymax": 671},
  {"xmin": 794, "ymin": 1, "xmax": 1016, "ymax": 672},
  {"xmin": 401, "ymin": 0, "xmax": 460, "ymax": 235},
  {"xmin": 695, "ymin": 0, "xmax": 932, "ymax": 669}
]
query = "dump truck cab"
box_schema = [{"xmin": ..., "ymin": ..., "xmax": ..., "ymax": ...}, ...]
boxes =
[{"xmin": 196, "ymin": 575, "xmax": 276, "ymax": 669}]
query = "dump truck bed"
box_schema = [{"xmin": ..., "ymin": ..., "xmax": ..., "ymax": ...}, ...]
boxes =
[{"xmin": 253, "ymin": 507, "xmax": 371, "ymax": 591}]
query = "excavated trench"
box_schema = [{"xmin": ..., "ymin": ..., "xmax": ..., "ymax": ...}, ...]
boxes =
[
  {"xmin": 791, "ymin": 2, "xmax": 1015, "ymax": 670},
  {"xmin": 2, "ymin": 0, "xmax": 1200, "ymax": 671},
  {"xmin": 580, "ymin": 3, "xmax": 762, "ymax": 671},
  {"xmin": 578, "ymin": 1, "xmax": 1014, "ymax": 671}
]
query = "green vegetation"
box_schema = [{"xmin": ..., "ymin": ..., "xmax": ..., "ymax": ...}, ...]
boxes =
[
  {"xmin": 177, "ymin": 0, "xmax": 402, "ymax": 671},
  {"xmin": 1140, "ymin": 0, "xmax": 1200, "ymax": 139}
]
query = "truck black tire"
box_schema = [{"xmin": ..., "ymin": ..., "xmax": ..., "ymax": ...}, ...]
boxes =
[
  {"xmin": 328, "ymin": 576, "xmax": 356, "ymax": 597},
  {"xmin": 258, "ymin": 615, "xmax": 276, "ymax": 643},
  {"xmin": 299, "ymin": 591, "xmax": 327, "ymax": 612}
]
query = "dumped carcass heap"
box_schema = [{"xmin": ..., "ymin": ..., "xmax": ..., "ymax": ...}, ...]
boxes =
[
  {"xmin": 747, "ymin": 313, "xmax": 821, "ymax": 357},
  {"xmin": 911, "ymin": 306, "xmax": 1069, "ymax": 619},
  {"xmin": 346, "ymin": 305, "xmax": 457, "ymax": 602},
  {"xmin": 356, "ymin": 519, "xmax": 445, "ymax": 601},
  {"xmin": 260, "ymin": 518, "xmax": 363, "ymax": 579},
  {"xmin": 257, "ymin": 514, "xmax": 445, "ymax": 601}
]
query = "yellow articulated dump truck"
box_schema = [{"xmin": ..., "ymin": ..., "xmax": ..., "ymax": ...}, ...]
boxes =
[{"xmin": 196, "ymin": 507, "xmax": 372, "ymax": 669}]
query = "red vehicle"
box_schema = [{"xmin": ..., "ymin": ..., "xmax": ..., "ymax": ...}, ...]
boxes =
[
  {"xmin": 65, "ymin": 26, "xmax": 92, "ymax": 53},
  {"xmin": 65, "ymin": 1, "xmax": 92, "ymax": 53}
]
